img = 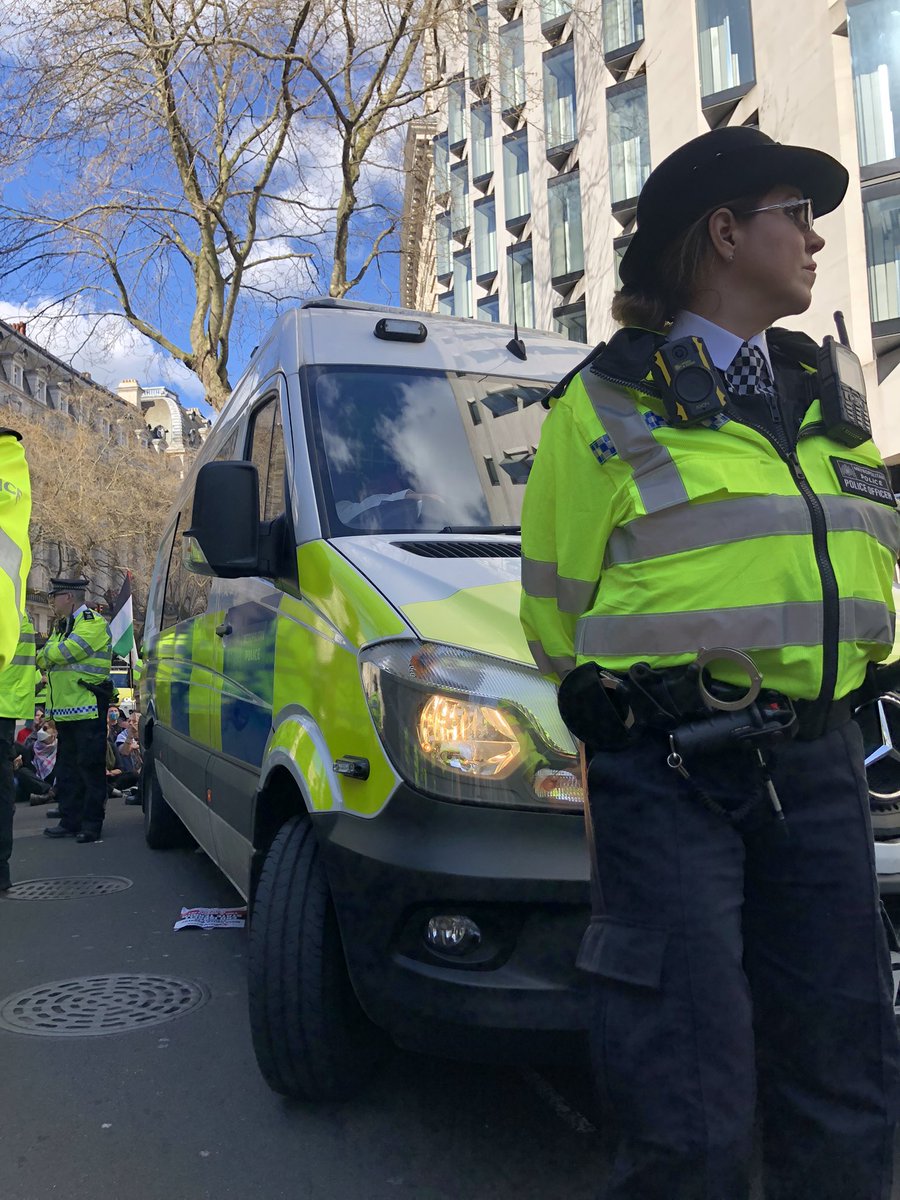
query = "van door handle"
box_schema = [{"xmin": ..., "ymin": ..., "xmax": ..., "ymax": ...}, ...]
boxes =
[{"xmin": 215, "ymin": 622, "xmax": 232, "ymax": 638}]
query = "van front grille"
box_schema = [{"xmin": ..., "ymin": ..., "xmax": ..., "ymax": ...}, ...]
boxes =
[{"xmin": 392, "ymin": 541, "xmax": 521, "ymax": 559}]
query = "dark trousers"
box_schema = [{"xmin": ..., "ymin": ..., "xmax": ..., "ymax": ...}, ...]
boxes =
[
  {"xmin": 0, "ymin": 717, "xmax": 14, "ymax": 888},
  {"xmin": 583, "ymin": 719, "xmax": 900, "ymax": 1200},
  {"xmin": 15, "ymin": 767, "xmax": 53, "ymax": 804},
  {"xmin": 55, "ymin": 718, "xmax": 107, "ymax": 836}
]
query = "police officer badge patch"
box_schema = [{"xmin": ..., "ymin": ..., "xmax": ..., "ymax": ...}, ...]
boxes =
[{"xmin": 831, "ymin": 457, "xmax": 898, "ymax": 507}]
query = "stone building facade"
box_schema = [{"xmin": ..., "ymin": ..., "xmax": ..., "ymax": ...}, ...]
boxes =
[{"xmin": 402, "ymin": 0, "xmax": 900, "ymax": 463}]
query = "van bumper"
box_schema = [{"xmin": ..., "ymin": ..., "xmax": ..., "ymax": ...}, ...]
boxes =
[{"xmin": 315, "ymin": 786, "xmax": 592, "ymax": 1062}]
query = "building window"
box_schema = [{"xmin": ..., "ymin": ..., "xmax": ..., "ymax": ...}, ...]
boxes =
[
  {"xmin": 543, "ymin": 44, "xmax": 578, "ymax": 157},
  {"xmin": 468, "ymin": 2, "xmax": 491, "ymax": 83},
  {"xmin": 448, "ymin": 78, "xmax": 468, "ymax": 149},
  {"xmin": 603, "ymin": 0, "xmax": 644, "ymax": 56},
  {"xmin": 541, "ymin": 0, "xmax": 573, "ymax": 24},
  {"xmin": 848, "ymin": 0, "xmax": 900, "ymax": 171},
  {"xmin": 438, "ymin": 292, "xmax": 455, "ymax": 316},
  {"xmin": 10, "ymin": 362, "xmax": 23, "ymax": 391},
  {"xmin": 607, "ymin": 77, "xmax": 650, "ymax": 208},
  {"xmin": 614, "ymin": 234, "xmax": 632, "ymax": 286},
  {"xmin": 471, "ymin": 101, "xmax": 493, "ymax": 182},
  {"xmin": 548, "ymin": 171, "xmax": 584, "ymax": 282},
  {"xmin": 696, "ymin": 0, "xmax": 755, "ymax": 100},
  {"xmin": 474, "ymin": 197, "xmax": 498, "ymax": 279},
  {"xmin": 450, "ymin": 161, "xmax": 470, "ymax": 237},
  {"xmin": 433, "ymin": 132, "xmax": 450, "ymax": 198},
  {"xmin": 468, "ymin": 399, "xmax": 483, "ymax": 424},
  {"xmin": 503, "ymin": 130, "xmax": 531, "ymax": 228},
  {"xmin": 477, "ymin": 295, "xmax": 500, "ymax": 322},
  {"xmin": 436, "ymin": 211, "xmax": 452, "ymax": 279},
  {"xmin": 453, "ymin": 249, "xmax": 473, "ymax": 319},
  {"xmin": 34, "ymin": 377, "xmax": 47, "ymax": 404},
  {"xmin": 508, "ymin": 241, "xmax": 535, "ymax": 328},
  {"xmin": 554, "ymin": 302, "xmax": 588, "ymax": 343},
  {"xmin": 864, "ymin": 187, "xmax": 900, "ymax": 323},
  {"xmin": 499, "ymin": 20, "xmax": 526, "ymax": 112}
]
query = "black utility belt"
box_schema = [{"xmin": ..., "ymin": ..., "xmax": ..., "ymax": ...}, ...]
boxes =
[{"xmin": 557, "ymin": 655, "xmax": 853, "ymax": 757}]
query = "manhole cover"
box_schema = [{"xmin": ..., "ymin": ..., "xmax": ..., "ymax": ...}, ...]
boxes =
[
  {"xmin": 5, "ymin": 876, "xmax": 133, "ymax": 900},
  {"xmin": 0, "ymin": 974, "xmax": 209, "ymax": 1037}
]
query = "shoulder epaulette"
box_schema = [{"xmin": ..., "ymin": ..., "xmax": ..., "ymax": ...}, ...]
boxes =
[{"xmin": 82, "ymin": 610, "xmax": 95, "ymax": 620}]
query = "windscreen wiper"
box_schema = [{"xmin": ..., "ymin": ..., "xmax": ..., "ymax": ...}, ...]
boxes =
[{"xmin": 439, "ymin": 525, "xmax": 521, "ymax": 535}]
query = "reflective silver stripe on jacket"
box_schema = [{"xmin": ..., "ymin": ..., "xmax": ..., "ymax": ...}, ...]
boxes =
[
  {"xmin": 58, "ymin": 642, "xmax": 75, "ymax": 663},
  {"xmin": 9, "ymin": 653, "xmax": 32, "ymax": 666},
  {"xmin": 0, "ymin": 527, "xmax": 22, "ymax": 616},
  {"xmin": 604, "ymin": 494, "xmax": 900, "ymax": 568},
  {"xmin": 69, "ymin": 633, "xmax": 94, "ymax": 656},
  {"xmin": 18, "ymin": 632, "xmax": 35, "ymax": 645},
  {"xmin": 821, "ymin": 496, "xmax": 900, "ymax": 553},
  {"xmin": 53, "ymin": 663, "xmax": 108, "ymax": 676},
  {"xmin": 580, "ymin": 368, "xmax": 688, "ymax": 514},
  {"xmin": 527, "ymin": 641, "xmax": 576, "ymax": 678},
  {"xmin": 576, "ymin": 597, "xmax": 893, "ymax": 659},
  {"xmin": 521, "ymin": 558, "xmax": 597, "ymax": 614}
]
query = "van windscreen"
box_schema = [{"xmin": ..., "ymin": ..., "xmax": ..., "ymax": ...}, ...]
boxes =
[{"xmin": 306, "ymin": 365, "xmax": 550, "ymax": 536}]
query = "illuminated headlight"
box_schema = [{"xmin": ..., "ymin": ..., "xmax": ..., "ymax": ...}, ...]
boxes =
[
  {"xmin": 360, "ymin": 640, "xmax": 583, "ymax": 811},
  {"xmin": 417, "ymin": 695, "xmax": 520, "ymax": 778}
]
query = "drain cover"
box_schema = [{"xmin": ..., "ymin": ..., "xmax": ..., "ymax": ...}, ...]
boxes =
[
  {"xmin": 0, "ymin": 974, "xmax": 209, "ymax": 1037},
  {"xmin": 5, "ymin": 876, "xmax": 133, "ymax": 900}
]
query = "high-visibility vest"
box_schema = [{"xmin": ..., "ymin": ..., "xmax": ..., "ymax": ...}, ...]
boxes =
[
  {"xmin": 37, "ymin": 607, "xmax": 112, "ymax": 721},
  {"xmin": 0, "ymin": 614, "xmax": 36, "ymax": 719},
  {"xmin": 0, "ymin": 430, "xmax": 32, "ymax": 672},
  {"xmin": 520, "ymin": 329, "xmax": 900, "ymax": 703}
]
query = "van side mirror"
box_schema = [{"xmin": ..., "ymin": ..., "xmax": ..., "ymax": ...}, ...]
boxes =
[{"xmin": 185, "ymin": 461, "xmax": 260, "ymax": 578}]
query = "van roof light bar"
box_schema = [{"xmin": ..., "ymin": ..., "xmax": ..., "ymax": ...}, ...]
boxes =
[{"xmin": 374, "ymin": 317, "xmax": 427, "ymax": 343}]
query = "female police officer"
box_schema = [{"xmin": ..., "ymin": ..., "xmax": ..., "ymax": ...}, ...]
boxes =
[{"xmin": 521, "ymin": 126, "xmax": 900, "ymax": 1200}]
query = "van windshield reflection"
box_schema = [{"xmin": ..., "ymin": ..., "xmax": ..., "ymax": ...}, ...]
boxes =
[{"xmin": 307, "ymin": 366, "xmax": 551, "ymax": 536}]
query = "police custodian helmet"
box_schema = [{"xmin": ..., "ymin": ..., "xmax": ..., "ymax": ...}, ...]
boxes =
[{"xmin": 618, "ymin": 126, "xmax": 850, "ymax": 289}]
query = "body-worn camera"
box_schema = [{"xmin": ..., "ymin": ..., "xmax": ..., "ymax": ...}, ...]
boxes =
[
  {"xmin": 651, "ymin": 336, "xmax": 728, "ymax": 426},
  {"xmin": 817, "ymin": 335, "xmax": 871, "ymax": 447}
]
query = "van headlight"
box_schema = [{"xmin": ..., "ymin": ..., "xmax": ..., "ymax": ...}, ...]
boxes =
[{"xmin": 360, "ymin": 640, "xmax": 584, "ymax": 811}]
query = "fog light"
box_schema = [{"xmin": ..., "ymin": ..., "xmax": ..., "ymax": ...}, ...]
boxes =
[{"xmin": 425, "ymin": 915, "xmax": 482, "ymax": 955}]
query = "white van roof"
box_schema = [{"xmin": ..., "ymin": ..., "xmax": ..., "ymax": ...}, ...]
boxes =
[{"xmin": 222, "ymin": 299, "xmax": 591, "ymax": 418}]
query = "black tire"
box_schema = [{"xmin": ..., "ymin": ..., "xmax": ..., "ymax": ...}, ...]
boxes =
[
  {"xmin": 142, "ymin": 757, "xmax": 192, "ymax": 850},
  {"xmin": 248, "ymin": 815, "xmax": 384, "ymax": 1100}
]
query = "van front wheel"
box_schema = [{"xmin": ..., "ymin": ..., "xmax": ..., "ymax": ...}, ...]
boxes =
[
  {"xmin": 142, "ymin": 758, "xmax": 192, "ymax": 850},
  {"xmin": 248, "ymin": 815, "xmax": 384, "ymax": 1100}
]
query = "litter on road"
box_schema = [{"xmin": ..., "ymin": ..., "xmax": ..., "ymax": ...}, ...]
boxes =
[{"xmin": 173, "ymin": 906, "xmax": 247, "ymax": 931}]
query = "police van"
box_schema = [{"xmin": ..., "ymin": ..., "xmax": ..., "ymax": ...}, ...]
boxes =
[{"xmin": 139, "ymin": 299, "xmax": 593, "ymax": 1099}]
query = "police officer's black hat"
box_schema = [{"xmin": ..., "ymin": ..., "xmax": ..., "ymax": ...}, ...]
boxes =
[
  {"xmin": 48, "ymin": 576, "xmax": 89, "ymax": 596},
  {"xmin": 618, "ymin": 127, "xmax": 849, "ymax": 289}
]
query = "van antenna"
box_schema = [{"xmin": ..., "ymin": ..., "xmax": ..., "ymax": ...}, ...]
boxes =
[{"xmin": 507, "ymin": 317, "xmax": 527, "ymax": 362}]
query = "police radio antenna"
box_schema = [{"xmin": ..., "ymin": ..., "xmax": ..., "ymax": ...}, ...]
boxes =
[{"xmin": 833, "ymin": 310, "xmax": 851, "ymax": 348}]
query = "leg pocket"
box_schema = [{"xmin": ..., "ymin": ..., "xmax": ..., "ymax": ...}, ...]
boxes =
[{"xmin": 577, "ymin": 915, "xmax": 668, "ymax": 986}]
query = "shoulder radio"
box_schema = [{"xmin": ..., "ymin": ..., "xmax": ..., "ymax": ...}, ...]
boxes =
[
  {"xmin": 817, "ymin": 326, "xmax": 871, "ymax": 448},
  {"xmin": 650, "ymin": 336, "xmax": 728, "ymax": 426}
]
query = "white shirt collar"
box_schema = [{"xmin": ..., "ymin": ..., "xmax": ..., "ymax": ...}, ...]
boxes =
[
  {"xmin": 668, "ymin": 310, "xmax": 773, "ymax": 377},
  {"xmin": 73, "ymin": 603, "xmax": 90, "ymax": 619}
]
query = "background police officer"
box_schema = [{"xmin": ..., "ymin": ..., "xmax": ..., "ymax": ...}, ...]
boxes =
[
  {"xmin": 521, "ymin": 127, "xmax": 900, "ymax": 1200},
  {"xmin": 0, "ymin": 426, "xmax": 32, "ymax": 672},
  {"xmin": 0, "ymin": 611, "xmax": 36, "ymax": 890},
  {"xmin": 39, "ymin": 577, "xmax": 112, "ymax": 843}
]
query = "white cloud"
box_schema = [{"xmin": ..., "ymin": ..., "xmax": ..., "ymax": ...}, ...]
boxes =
[{"xmin": 0, "ymin": 299, "xmax": 211, "ymax": 413}]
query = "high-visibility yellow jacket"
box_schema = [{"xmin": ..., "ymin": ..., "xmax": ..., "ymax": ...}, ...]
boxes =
[
  {"xmin": 37, "ymin": 607, "xmax": 112, "ymax": 721},
  {"xmin": 0, "ymin": 429, "xmax": 32, "ymax": 672},
  {"xmin": 0, "ymin": 613, "xmax": 36, "ymax": 719},
  {"xmin": 520, "ymin": 327, "xmax": 900, "ymax": 703}
]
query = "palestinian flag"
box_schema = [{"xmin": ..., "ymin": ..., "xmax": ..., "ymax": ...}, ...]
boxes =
[{"xmin": 110, "ymin": 572, "xmax": 135, "ymax": 658}]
